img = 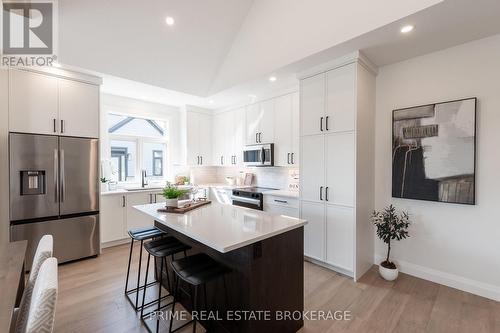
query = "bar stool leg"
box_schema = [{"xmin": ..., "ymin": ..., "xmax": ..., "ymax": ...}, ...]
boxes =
[
  {"xmin": 203, "ymin": 283, "xmax": 210, "ymax": 332},
  {"xmin": 140, "ymin": 253, "xmax": 151, "ymax": 318},
  {"xmin": 164, "ymin": 257, "xmax": 171, "ymax": 292},
  {"xmin": 135, "ymin": 239, "xmax": 144, "ymax": 309},
  {"xmin": 156, "ymin": 258, "xmax": 164, "ymax": 333},
  {"xmin": 169, "ymin": 276, "xmax": 180, "ymax": 333},
  {"xmin": 192, "ymin": 285, "xmax": 198, "ymax": 333},
  {"xmin": 125, "ymin": 238, "xmax": 134, "ymax": 293}
]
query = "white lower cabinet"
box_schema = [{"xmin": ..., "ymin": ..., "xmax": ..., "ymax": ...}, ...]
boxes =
[
  {"xmin": 301, "ymin": 201, "xmax": 325, "ymax": 261},
  {"xmin": 100, "ymin": 191, "xmax": 162, "ymax": 246},
  {"xmin": 326, "ymin": 205, "xmax": 354, "ymax": 271},
  {"xmin": 126, "ymin": 192, "xmax": 155, "ymax": 230},
  {"xmin": 100, "ymin": 195, "xmax": 127, "ymax": 243},
  {"xmin": 263, "ymin": 194, "xmax": 299, "ymax": 218}
]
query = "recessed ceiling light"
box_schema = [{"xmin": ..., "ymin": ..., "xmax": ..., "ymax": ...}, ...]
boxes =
[
  {"xmin": 400, "ymin": 25, "xmax": 414, "ymax": 34},
  {"xmin": 208, "ymin": 100, "xmax": 214, "ymax": 104},
  {"xmin": 165, "ymin": 16, "xmax": 175, "ymax": 26},
  {"xmin": 269, "ymin": 76, "xmax": 277, "ymax": 82}
]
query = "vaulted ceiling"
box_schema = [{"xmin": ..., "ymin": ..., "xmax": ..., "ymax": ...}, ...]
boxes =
[{"xmin": 58, "ymin": 0, "xmax": 443, "ymax": 97}]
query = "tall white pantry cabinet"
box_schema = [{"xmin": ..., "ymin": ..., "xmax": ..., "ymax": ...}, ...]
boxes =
[{"xmin": 299, "ymin": 52, "xmax": 376, "ymax": 280}]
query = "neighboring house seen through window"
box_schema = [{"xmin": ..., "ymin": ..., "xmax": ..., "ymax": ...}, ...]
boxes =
[{"xmin": 107, "ymin": 113, "xmax": 168, "ymax": 183}]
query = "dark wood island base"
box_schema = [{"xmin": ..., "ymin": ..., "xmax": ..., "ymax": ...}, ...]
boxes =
[{"xmin": 154, "ymin": 221, "xmax": 304, "ymax": 333}]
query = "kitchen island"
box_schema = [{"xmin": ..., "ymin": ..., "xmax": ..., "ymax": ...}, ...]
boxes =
[{"xmin": 134, "ymin": 201, "xmax": 307, "ymax": 333}]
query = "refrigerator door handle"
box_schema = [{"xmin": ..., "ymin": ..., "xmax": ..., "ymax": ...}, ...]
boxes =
[
  {"xmin": 54, "ymin": 149, "xmax": 59, "ymax": 202},
  {"xmin": 60, "ymin": 149, "xmax": 65, "ymax": 202}
]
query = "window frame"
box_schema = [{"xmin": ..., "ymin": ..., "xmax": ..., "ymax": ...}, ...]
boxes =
[{"xmin": 107, "ymin": 112, "xmax": 170, "ymax": 184}]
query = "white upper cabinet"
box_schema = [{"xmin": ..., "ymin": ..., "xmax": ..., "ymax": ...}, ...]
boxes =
[
  {"xmin": 274, "ymin": 94, "xmax": 293, "ymax": 166},
  {"xmin": 58, "ymin": 79, "xmax": 99, "ymax": 138},
  {"xmin": 9, "ymin": 70, "xmax": 59, "ymax": 135},
  {"xmin": 326, "ymin": 63, "xmax": 356, "ymax": 132},
  {"xmin": 245, "ymin": 103, "xmax": 261, "ymax": 144},
  {"xmin": 213, "ymin": 108, "xmax": 245, "ymax": 166},
  {"xmin": 9, "ymin": 69, "xmax": 100, "ymax": 138},
  {"xmin": 245, "ymin": 99, "xmax": 275, "ymax": 144},
  {"xmin": 258, "ymin": 99, "xmax": 274, "ymax": 144},
  {"xmin": 232, "ymin": 108, "xmax": 245, "ymax": 165},
  {"xmin": 300, "ymin": 73, "xmax": 325, "ymax": 136},
  {"xmin": 198, "ymin": 113, "xmax": 213, "ymax": 166},
  {"xmin": 212, "ymin": 112, "xmax": 226, "ymax": 166},
  {"xmin": 291, "ymin": 92, "xmax": 300, "ymax": 165},
  {"xmin": 186, "ymin": 111, "xmax": 212, "ymax": 166}
]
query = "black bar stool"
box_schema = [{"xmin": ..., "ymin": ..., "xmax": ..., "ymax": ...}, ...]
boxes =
[
  {"xmin": 140, "ymin": 237, "xmax": 192, "ymax": 333},
  {"xmin": 125, "ymin": 226, "xmax": 167, "ymax": 311},
  {"xmin": 169, "ymin": 253, "xmax": 231, "ymax": 333}
]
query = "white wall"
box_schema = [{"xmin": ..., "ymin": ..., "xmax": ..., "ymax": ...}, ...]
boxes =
[{"xmin": 374, "ymin": 34, "xmax": 500, "ymax": 301}]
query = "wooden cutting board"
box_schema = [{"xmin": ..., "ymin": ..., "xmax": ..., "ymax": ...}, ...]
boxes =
[{"xmin": 157, "ymin": 200, "xmax": 211, "ymax": 214}]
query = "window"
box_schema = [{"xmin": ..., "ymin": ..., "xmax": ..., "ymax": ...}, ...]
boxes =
[
  {"xmin": 107, "ymin": 113, "xmax": 168, "ymax": 183},
  {"xmin": 152, "ymin": 151, "xmax": 163, "ymax": 176}
]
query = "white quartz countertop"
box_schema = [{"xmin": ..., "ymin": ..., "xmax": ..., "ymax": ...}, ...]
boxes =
[
  {"xmin": 133, "ymin": 202, "xmax": 307, "ymax": 253},
  {"xmin": 264, "ymin": 190, "xmax": 299, "ymax": 198}
]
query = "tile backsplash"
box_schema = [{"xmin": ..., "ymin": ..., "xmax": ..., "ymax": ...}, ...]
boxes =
[{"xmin": 216, "ymin": 167, "xmax": 299, "ymax": 190}]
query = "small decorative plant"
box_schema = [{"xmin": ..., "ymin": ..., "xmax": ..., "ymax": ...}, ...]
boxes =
[
  {"xmin": 372, "ymin": 204, "xmax": 410, "ymax": 280},
  {"xmin": 162, "ymin": 183, "xmax": 189, "ymax": 199},
  {"xmin": 100, "ymin": 177, "xmax": 109, "ymax": 183},
  {"xmin": 162, "ymin": 183, "xmax": 189, "ymax": 208}
]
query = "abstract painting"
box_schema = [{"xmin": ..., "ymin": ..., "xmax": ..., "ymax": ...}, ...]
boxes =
[{"xmin": 392, "ymin": 98, "xmax": 476, "ymax": 205}]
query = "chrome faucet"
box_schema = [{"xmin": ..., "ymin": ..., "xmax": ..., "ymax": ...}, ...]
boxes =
[{"xmin": 141, "ymin": 170, "xmax": 148, "ymax": 188}]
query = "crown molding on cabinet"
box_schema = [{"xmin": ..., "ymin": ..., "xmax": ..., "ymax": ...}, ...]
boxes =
[
  {"xmin": 297, "ymin": 50, "xmax": 378, "ymax": 80},
  {"xmin": 11, "ymin": 67, "xmax": 102, "ymax": 86}
]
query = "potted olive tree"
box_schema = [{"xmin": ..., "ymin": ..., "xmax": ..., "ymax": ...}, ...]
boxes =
[
  {"xmin": 162, "ymin": 183, "xmax": 189, "ymax": 208},
  {"xmin": 372, "ymin": 205, "xmax": 410, "ymax": 281}
]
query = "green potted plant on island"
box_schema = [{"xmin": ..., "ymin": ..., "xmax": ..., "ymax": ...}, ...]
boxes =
[
  {"xmin": 162, "ymin": 183, "xmax": 189, "ymax": 208},
  {"xmin": 372, "ymin": 204, "xmax": 410, "ymax": 281}
]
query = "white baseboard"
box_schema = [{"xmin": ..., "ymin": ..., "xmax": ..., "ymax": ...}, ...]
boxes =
[
  {"xmin": 304, "ymin": 256, "xmax": 354, "ymax": 278},
  {"xmin": 374, "ymin": 254, "xmax": 500, "ymax": 302},
  {"xmin": 101, "ymin": 238, "xmax": 129, "ymax": 249}
]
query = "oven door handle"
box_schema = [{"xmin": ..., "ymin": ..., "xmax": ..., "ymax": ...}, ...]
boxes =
[
  {"xmin": 231, "ymin": 196, "xmax": 261, "ymax": 205},
  {"xmin": 261, "ymin": 147, "xmax": 265, "ymax": 164}
]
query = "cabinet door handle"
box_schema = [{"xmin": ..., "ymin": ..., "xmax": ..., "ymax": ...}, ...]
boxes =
[
  {"xmin": 325, "ymin": 187, "xmax": 329, "ymax": 201},
  {"xmin": 221, "ymin": 156, "xmax": 223, "ymax": 165},
  {"xmin": 60, "ymin": 119, "xmax": 65, "ymax": 134},
  {"xmin": 122, "ymin": 195, "xmax": 126, "ymax": 207},
  {"xmin": 320, "ymin": 186, "xmax": 323, "ymax": 201},
  {"xmin": 200, "ymin": 156, "xmax": 203, "ymax": 165},
  {"xmin": 255, "ymin": 133, "xmax": 258, "ymax": 143},
  {"xmin": 154, "ymin": 194, "xmax": 157, "ymax": 203},
  {"xmin": 274, "ymin": 199, "xmax": 288, "ymax": 204},
  {"xmin": 291, "ymin": 153, "xmax": 295, "ymax": 164},
  {"xmin": 287, "ymin": 153, "xmax": 290, "ymax": 164},
  {"xmin": 53, "ymin": 119, "xmax": 57, "ymax": 133},
  {"xmin": 325, "ymin": 116, "xmax": 329, "ymax": 131},
  {"xmin": 259, "ymin": 132, "xmax": 262, "ymax": 143},
  {"xmin": 320, "ymin": 117, "xmax": 324, "ymax": 131}
]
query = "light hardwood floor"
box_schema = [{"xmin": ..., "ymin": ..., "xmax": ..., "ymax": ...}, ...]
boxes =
[{"xmin": 54, "ymin": 243, "xmax": 500, "ymax": 333}]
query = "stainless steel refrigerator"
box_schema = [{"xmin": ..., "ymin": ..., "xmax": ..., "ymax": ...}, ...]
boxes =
[{"xmin": 9, "ymin": 133, "xmax": 100, "ymax": 268}]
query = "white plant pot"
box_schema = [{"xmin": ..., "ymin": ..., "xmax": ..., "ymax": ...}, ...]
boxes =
[
  {"xmin": 100, "ymin": 183, "xmax": 108, "ymax": 192},
  {"xmin": 165, "ymin": 198, "xmax": 179, "ymax": 208},
  {"xmin": 379, "ymin": 263, "xmax": 399, "ymax": 281}
]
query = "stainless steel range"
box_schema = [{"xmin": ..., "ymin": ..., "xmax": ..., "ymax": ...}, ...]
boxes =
[
  {"xmin": 232, "ymin": 187, "xmax": 277, "ymax": 210},
  {"xmin": 9, "ymin": 133, "xmax": 100, "ymax": 268}
]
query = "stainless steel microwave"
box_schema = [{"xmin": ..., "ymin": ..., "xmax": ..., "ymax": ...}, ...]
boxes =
[{"xmin": 243, "ymin": 143, "xmax": 274, "ymax": 167}]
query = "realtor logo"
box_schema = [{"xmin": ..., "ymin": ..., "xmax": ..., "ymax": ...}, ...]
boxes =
[{"xmin": 3, "ymin": 2, "xmax": 53, "ymax": 54}]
